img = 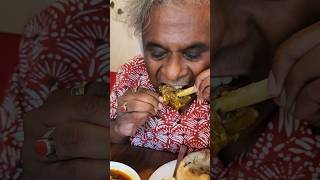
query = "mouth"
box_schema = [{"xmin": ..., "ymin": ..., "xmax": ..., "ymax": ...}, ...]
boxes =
[
  {"xmin": 212, "ymin": 75, "xmax": 252, "ymax": 99},
  {"xmin": 160, "ymin": 83, "xmax": 190, "ymax": 90}
]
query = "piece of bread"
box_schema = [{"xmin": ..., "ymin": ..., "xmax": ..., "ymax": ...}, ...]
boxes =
[{"xmin": 176, "ymin": 149, "xmax": 210, "ymax": 180}]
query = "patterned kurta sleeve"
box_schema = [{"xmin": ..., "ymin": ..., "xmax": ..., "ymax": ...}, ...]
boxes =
[
  {"xmin": 110, "ymin": 55, "xmax": 149, "ymax": 120},
  {"xmin": 0, "ymin": 0, "xmax": 109, "ymax": 179}
]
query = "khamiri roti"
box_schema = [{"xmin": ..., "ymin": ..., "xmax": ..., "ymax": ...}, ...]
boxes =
[{"xmin": 176, "ymin": 149, "xmax": 210, "ymax": 180}]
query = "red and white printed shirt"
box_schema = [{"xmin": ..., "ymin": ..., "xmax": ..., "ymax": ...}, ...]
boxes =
[
  {"xmin": 110, "ymin": 55, "xmax": 210, "ymax": 153},
  {"xmin": 211, "ymin": 114, "xmax": 320, "ymax": 179}
]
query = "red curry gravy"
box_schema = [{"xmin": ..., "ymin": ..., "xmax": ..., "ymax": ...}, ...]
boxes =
[{"xmin": 110, "ymin": 169, "xmax": 132, "ymax": 180}]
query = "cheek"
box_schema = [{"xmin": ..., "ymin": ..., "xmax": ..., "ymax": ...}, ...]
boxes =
[
  {"xmin": 188, "ymin": 59, "xmax": 210, "ymax": 76},
  {"xmin": 145, "ymin": 59, "xmax": 160, "ymax": 78}
]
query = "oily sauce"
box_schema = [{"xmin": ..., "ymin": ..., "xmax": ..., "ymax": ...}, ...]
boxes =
[{"xmin": 110, "ymin": 169, "xmax": 132, "ymax": 180}]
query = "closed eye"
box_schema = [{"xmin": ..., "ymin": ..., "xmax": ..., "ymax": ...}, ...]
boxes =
[
  {"xmin": 145, "ymin": 42, "xmax": 168, "ymax": 61},
  {"xmin": 151, "ymin": 49, "xmax": 168, "ymax": 60},
  {"xmin": 182, "ymin": 44, "xmax": 208, "ymax": 61},
  {"xmin": 183, "ymin": 50, "xmax": 201, "ymax": 60}
]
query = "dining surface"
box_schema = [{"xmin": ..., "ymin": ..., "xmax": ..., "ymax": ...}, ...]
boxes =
[{"xmin": 111, "ymin": 143, "xmax": 177, "ymax": 180}]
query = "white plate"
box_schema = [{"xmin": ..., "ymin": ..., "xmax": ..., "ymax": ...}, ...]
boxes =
[
  {"xmin": 110, "ymin": 161, "xmax": 141, "ymax": 180},
  {"xmin": 148, "ymin": 160, "xmax": 177, "ymax": 180}
]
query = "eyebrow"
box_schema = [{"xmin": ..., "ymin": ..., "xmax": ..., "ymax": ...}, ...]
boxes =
[
  {"xmin": 145, "ymin": 42, "xmax": 167, "ymax": 51},
  {"xmin": 145, "ymin": 42, "xmax": 209, "ymax": 51},
  {"xmin": 183, "ymin": 43, "xmax": 209, "ymax": 52}
]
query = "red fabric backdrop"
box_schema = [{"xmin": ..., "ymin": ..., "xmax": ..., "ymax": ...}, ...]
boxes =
[
  {"xmin": 0, "ymin": 33, "xmax": 21, "ymax": 101},
  {"xmin": 0, "ymin": 33, "xmax": 116, "ymax": 99},
  {"xmin": 110, "ymin": 71, "xmax": 116, "ymax": 90}
]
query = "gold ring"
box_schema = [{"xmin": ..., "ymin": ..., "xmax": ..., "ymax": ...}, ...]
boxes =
[
  {"xmin": 35, "ymin": 127, "xmax": 56, "ymax": 157},
  {"xmin": 119, "ymin": 102, "xmax": 128, "ymax": 112}
]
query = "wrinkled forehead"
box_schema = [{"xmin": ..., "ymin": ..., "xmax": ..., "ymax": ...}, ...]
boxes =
[
  {"xmin": 160, "ymin": 5, "xmax": 207, "ymax": 22},
  {"xmin": 146, "ymin": 2, "xmax": 210, "ymax": 33},
  {"xmin": 142, "ymin": 3, "xmax": 210, "ymax": 47}
]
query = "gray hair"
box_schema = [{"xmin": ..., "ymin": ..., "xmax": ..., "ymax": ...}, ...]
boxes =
[{"xmin": 125, "ymin": 0, "xmax": 209, "ymax": 37}]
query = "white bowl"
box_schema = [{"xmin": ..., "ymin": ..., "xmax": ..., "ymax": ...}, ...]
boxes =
[{"xmin": 110, "ymin": 161, "xmax": 141, "ymax": 180}]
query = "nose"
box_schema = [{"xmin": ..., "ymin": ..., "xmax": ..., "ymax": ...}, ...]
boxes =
[{"xmin": 162, "ymin": 54, "xmax": 183, "ymax": 82}]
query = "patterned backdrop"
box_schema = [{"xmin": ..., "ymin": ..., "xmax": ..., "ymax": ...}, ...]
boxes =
[{"xmin": 0, "ymin": 0, "xmax": 109, "ymax": 179}]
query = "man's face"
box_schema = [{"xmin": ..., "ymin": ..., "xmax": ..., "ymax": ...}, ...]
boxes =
[
  {"xmin": 212, "ymin": 0, "xmax": 319, "ymax": 85},
  {"xmin": 142, "ymin": 3, "xmax": 210, "ymax": 89}
]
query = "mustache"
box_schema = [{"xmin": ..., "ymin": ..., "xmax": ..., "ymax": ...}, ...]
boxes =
[{"xmin": 155, "ymin": 65, "xmax": 195, "ymax": 86}]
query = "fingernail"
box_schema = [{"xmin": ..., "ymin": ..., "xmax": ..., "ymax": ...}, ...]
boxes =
[
  {"xmin": 193, "ymin": 86, "xmax": 198, "ymax": 93},
  {"xmin": 158, "ymin": 96, "xmax": 164, "ymax": 103},
  {"xmin": 279, "ymin": 90, "xmax": 287, "ymax": 107},
  {"xmin": 268, "ymin": 71, "xmax": 280, "ymax": 96},
  {"xmin": 289, "ymin": 102, "xmax": 296, "ymax": 115},
  {"xmin": 158, "ymin": 103, "xmax": 163, "ymax": 110}
]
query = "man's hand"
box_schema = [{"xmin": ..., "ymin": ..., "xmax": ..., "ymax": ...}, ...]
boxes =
[
  {"xmin": 268, "ymin": 21, "xmax": 320, "ymax": 129},
  {"xmin": 111, "ymin": 88, "xmax": 160, "ymax": 142},
  {"xmin": 20, "ymin": 82, "xmax": 108, "ymax": 180},
  {"xmin": 195, "ymin": 68, "xmax": 210, "ymax": 101}
]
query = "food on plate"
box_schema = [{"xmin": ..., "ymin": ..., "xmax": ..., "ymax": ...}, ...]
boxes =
[
  {"xmin": 110, "ymin": 168, "xmax": 132, "ymax": 180},
  {"xmin": 159, "ymin": 85, "xmax": 192, "ymax": 110},
  {"xmin": 176, "ymin": 149, "xmax": 210, "ymax": 180},
  {"xmin": 211, "ymin": 79, "xmax": 271, "ymax": 155}
]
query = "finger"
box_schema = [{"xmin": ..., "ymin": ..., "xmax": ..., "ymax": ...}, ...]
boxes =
[
  {"xmin": 132, "ymin": 124, "xmax": 141, "ymax": 136},
  {"xmin": 202, "ymin": 86, "xmax": 210, "ymax": 101},
  {"xmin": 120, "ymin": 91, "xmax": 159, "ymax": 111},
  {"xmin": 86, "ymin": 82, "xmax": 108, "ymax": 97},
  {"xmin": 115, "ymin": 122, "xmax": 136, "ymax": 137},
  {"xmin": 115, "ymin": 112, "xmax": 150, "ymax": 136},
  {"xmin": 294, "ymin": 79, "xmax": 320, "ymax": 122},
  {"xmin": 199, "ymin": 77, "xmax": 210, "ymax": 97},
  {"xmin": 117, "ymin": 112, "xmax": 150, "ymax": 124},
  {"xmin": 195, "ymin": 69, "xmax": 210, "ymax": 92},
  {"xmin": 283, "ymin": 44, "xmax": 320, "ymax": 110},
  {"xmin": 137, "ymin": 88, "xmax": 160, "ymax": 100},
  {"xmin": 24, "ymin": 107, "xmax": 48, "ymax": 139},
  {"xmin": 268, "ymin": 21, "xmax": 320, "ymax": 97},
  {"xmin": 38, "ymin": 159, "xmax": 107, "ymax": 180},
  {"xmin": 43, "ymin": 95, "xmax": 107, "ymax": 127},
  {"xmin": 51, "ymin": 122, "xmax": 108, "ymax": 160},
  {"xmin": 119, "ymin": 100, "xmax": 157, "ymax": 115}
]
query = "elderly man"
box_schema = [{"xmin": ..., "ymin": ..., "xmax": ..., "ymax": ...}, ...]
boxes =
[
  {"xmin": 212, "ymin": 0, "xmax": 320, "ymax": 178},
  {"xmin": 110, "ymin": 0, "xmax": 210, "ymax": 153}
]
